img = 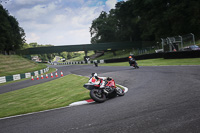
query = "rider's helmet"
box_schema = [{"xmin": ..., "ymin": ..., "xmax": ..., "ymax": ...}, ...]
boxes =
[
  {"xmin": 129, "ymin": 54, "xmax": 133, "ymax": 58},
  {"xmin": 91, "ymin": 73, "xmax": 98, "ymax": 77},
  {"xmin": 91, "ymin": 73, "xmax": 95, "ymax": 76}
]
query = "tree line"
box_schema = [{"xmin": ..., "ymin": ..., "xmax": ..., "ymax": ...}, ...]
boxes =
[
  {"xmin": 90, "ymin": 0, "xmax": 200, "ymax": 44},
  {"xmin": 0, "ymin": 4, "xmax": 25, "ymax": 54}
]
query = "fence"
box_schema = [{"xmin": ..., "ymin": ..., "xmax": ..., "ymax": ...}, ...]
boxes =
[{"xmin": 161, "ymin": 33, "xmax": 196, "ymax": 52}]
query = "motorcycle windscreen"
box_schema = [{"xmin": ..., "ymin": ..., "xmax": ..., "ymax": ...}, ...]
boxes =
[{"xmin": 83, "ymin": 83, "xmax": 95, "ymax": 90}]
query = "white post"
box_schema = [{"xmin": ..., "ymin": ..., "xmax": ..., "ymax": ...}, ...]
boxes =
[
  {"xmin": 161, "ymin": 38, "xmax": 164, "ymax": 51},
  {"xmin": 190, "ymin": 33, "xmax": 195, "ymax": 45},
  {"xmin": 179, "ymin": 35, "xmax": 183, "ymax": 50}
]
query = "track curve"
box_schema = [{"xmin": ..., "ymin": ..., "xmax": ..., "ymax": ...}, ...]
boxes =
[{"xmin": 0, "ymin": 65, "xmax": 200, "ymax": 133}]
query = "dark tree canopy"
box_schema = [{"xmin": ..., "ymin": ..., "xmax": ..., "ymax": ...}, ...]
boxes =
[
  {"xmin": 90, "ymin": 0, "xmax": 200, "ymax": 44},
  {"xmin": 0, "ymin": 4, "xmax": 25, "ymax": 54}
]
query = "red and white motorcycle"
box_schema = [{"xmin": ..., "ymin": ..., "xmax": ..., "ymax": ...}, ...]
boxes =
[{"xmin": 83, "ymin": 76, "xmax": 125, "ymax": 103}]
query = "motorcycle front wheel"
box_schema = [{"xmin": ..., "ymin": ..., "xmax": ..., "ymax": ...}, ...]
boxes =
[
  {"xmin": 135, "ymin": 63, "xmax": 139, "ymax": 68},
  {"xmin": 90, "ymin": 89, "xmax": 106, "ymax": 103},
  {"xmin": 115, "ymin": 87, "xmax": 125, "ymax": 96}
]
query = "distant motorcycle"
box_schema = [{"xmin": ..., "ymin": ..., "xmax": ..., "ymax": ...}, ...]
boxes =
[
  {"xmin": 129, "ymin": 58, "xmax": 139, "ymax": 69},
  {"xmin": 83, "ymin": 77, "xmax": 125, "ymax": 103}
]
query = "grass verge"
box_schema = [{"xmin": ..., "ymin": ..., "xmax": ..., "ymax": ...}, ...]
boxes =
[
  {"xmin": 99, "ymin": 58, "xmax": 200, "ymax": 66},
  {"xmin": 0, "ymin": 55, "xmax": 47, "ymax": 76},
  {"xmin": 0, "ymin": 74, "xmax": 90, "ymax": 118}
]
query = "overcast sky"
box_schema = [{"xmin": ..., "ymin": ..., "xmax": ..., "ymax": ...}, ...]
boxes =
[{"xmin": 1, "ymin": 0, "xmax": 125, "ymax": 46}]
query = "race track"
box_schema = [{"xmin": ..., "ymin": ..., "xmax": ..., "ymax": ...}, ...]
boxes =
[{"xmin": 0, "ymin": 65, "xmax": 200, "ymax": 133}]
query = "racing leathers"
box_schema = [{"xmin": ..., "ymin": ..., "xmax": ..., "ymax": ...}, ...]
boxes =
[{"xmin": 89, "ymin": 75, "xmax": 106, "ymax": 89}]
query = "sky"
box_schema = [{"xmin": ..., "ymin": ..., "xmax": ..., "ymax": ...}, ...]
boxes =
[{"xmin": 1, "ymin": 0, "xmax": 126, "ymax": 46}]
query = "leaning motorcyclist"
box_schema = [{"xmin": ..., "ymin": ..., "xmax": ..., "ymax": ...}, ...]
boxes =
[
  {"xmin": 128, "ymin": 54, "xmax": 139, "ymax": 69},
  {"xmin": 89, "ymin": 73, "xmax": 105, "ymax": 88},
  {"xmin": 129, "ymin": 54, "xmax": 135, "ymax": 65}
]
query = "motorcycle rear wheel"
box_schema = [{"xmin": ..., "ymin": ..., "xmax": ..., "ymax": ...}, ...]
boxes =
[{"xmin": 90, "ymin": 89, "xmax": 106, "ymax": 103}]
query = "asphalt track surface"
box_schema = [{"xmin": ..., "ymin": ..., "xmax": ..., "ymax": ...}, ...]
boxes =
[{"xmin": 0, "ymin": 65, "xmax": 200, "ymax": 133}]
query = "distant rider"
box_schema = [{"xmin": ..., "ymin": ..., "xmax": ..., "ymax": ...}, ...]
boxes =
[
  {"xmin": 129, "ymin": 54, "xmax": 139, "ymax": 68},
  {"xmin": 129, "ymin": 54, "xmax": 135, "ymax": 65}
]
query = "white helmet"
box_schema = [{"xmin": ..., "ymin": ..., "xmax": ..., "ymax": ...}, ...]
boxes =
[{"xmin": 91, "ymin": 73, "xmax": 98, "ymax": 77}]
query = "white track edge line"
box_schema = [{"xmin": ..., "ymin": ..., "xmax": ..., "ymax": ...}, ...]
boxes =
[
  {"xmin": 0, "ymin": 75, "xmax": 128, "ymax": 120},
  {"xmin": 0, "ymin": 105, "xmax": 71, "ymax": 120}
]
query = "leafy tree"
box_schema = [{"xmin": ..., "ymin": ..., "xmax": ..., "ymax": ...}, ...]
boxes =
[
  {"xmin": 90, "ymin": 11, "xmax": 119, "ymax": 43},
  {"xmin": 115, "ymin": 1, "xmax": 141, "ymax": 41},
  {"xmin": 90, "ymin": 0, "xmax": 200, "ymax": 45},
  {"xmin": 29, "ymin": 42, "xmax": 38, "ymax": 48},
  {"xmin": 60, "ymin": 51, "xmax": 68, "ymax": 59},
  {"xmin": 22, "ymin": 43, "xmax": 30, "ymax": 49},
  {"xmin": 67, "ymin": 52, "xmax": 74, "ymax": 59},
  {"xmin": 0, "ymin": 4, "xmax": 25, "ymax": 54}
]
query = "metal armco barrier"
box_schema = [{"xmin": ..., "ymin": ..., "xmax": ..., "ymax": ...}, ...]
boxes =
[{"xmin": 51, "ymin": 60, "xmax": 104, "ymax": 65}]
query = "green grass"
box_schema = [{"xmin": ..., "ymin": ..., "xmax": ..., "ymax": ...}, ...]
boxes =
[
  {"xmin": 0, "ymin": 74, "xmax": 90, "ymax": 118},
  {"xmin": 69, "ymin": 51, "xmax": 95, "ymax": 61},
  {"xmin": 0, "ymin": 55, "xmax": 47, "ymax": 76},
  {"xmin": 99, "ymin": 58, "xmax": 200, "ymax": 66}
]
